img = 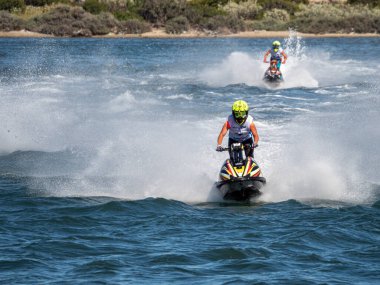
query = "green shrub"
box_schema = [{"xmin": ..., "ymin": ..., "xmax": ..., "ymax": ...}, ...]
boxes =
[
  {"xmin": 165, "ymin": 15, "xmax": 189, "ymax": 34},
  {"xmin": 83, "ymin": 0, "xmax": 107, "ymax": 15},
  {"xmin": 27, "ymin": 5, "xmax": 119, "ymax": 36},
  {"xmin": 25, "ymin": 0, "xmax": 54, "ymax": 6},
  {"xmin": 185, "ymin": 0, "xmax": 225, "ymax": 28},
  {"xmin": 289, "ymin": 0, "xmax": 308, "ymax": 3},
  {"xmin": 200, "ymin": 14, "xmax": 245, "ymax": 33},
  {"xmin": 105, "ymin": 0, "xmax": 144, "ymax": 21},
  {"xmin": 121, "ymin": 18, "xmax": 151, "ymax": 33},
  {"xmin": 258, "ymin": 0, "xmax": 299, "ymax": 15},
  {"xmin": 0, "ymin": 0, "xmax": 25, "ymax": 12},
  {"xmin": 24, "ymin": 0, "xmax": 70, "ymax": 6},
  {"xmin": 190, "ymin": 0, "xmax": 229, "ymax": 7},
  {"xmin": 114, "ymin": 10, "xmax": 141, "ymax": 21},
  {"xmin": 245, "ymin": 7, "xmax": 290, "ymax": 31},
  {"xmin": 0, "ymin": 11, "xmax": 24, "ymax": 30},
  {"xmin": 347, "ymin": 0, "xmax": 380, "ymax": 7},
  {"xmin": 182, "ymin": 5, "xmax": 203, "ymax": 25},
  {"xmin": 138, "ymin": 0, "xmax": 187, "ymax": 26},
  {"xmin": 345, "ymin": 15, "xmax": 380, "ymax": 32},
  {"xmin": 225, "ymin": 14, "xmax": 246, "ymax": 32},
  {"xmin": 96, "ymin": 12, "xmax": 120, "ymax": 32},
  {"xmin": 295, "ymin": 15, "xmax": 380, "ymax": 34},
  {"xmin": 187, "ymin": 1, "xmax": 224, "ymax": 17},
  {"xmin": 200, "ymin": 15, "xmax": 222, "ymax": 31},
  {"xmin": 113, "ymin": 1, "xmax": 142, "ymax": 21},
  {"xmin": 223, "ymin": 0, "xmax": 261, "ymax": 20},
  {"xmin": 289, "ymin": 3, "xmax": 380, "ymax": 33},
  {"xmin": 264, "ymin": 8, "xmax": 290, "ymax": 22}
]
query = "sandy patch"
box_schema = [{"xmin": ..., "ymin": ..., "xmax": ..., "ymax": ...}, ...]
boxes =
[{"xmin": 0, "ymin": 29, "xmax": 53, "ymax": 38}]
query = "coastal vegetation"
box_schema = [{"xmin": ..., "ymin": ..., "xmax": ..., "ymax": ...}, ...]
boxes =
[{"xmin": 0, "ymin": 0, "xmax": 379, "ymax": 36}]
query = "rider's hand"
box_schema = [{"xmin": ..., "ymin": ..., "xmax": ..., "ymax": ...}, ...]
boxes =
[
  {"xmin": 216, "ymin": 145, "xmax": 224, "ymax": 152},
  {"xmin": 282, "ymin": 60, "xmax": 286, "ymax": 64},
  {"xmin": 253, "ymin": 143, "xmax": 259, "ymax": 148}
]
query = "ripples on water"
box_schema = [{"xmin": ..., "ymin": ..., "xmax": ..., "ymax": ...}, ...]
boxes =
[
  {"xmin": 1, "ymin": 178, "xmax": 379, "ymax": 284},
  {"xmin": 0, "ymin": 37, "xmax": 380, "ymax": 283}
]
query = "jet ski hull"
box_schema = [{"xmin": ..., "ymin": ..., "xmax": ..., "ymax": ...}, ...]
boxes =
[
  {"xmin": 215, "ymin": 177, "xmax": 266, "ymax": 201},
  {"xmin": 264, "ymin": 60, "xmax": 283, "ymax": 84},
  {"xmin": 263, "ymin": 74, "xmax": 283, "ymax": 83}
]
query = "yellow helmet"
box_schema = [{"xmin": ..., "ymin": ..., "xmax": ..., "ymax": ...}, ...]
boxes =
[
  {"xmin": 232, "ymin": 100, "xmax": 249, "ymax": 125},
  {"xmin": 272, "ymin": 40, "xmax": 281, "ymax": 52}
]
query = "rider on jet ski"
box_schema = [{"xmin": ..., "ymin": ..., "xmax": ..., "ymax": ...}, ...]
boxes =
[
  {"xmin": 216, "ymin": 100, "xmax": 259, "ymax": 158},
  {"xmin": 265, "ymin": 59, "xmax": 283, "ymax": 79},
  {"xmin": 263, "ymin": 40, "xmax": 287, "ymax": 70}
]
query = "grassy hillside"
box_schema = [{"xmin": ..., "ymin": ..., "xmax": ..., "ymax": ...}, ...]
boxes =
[{"xmin": 0, "ymin": 0, "xmax": 379, "ymax": 36}]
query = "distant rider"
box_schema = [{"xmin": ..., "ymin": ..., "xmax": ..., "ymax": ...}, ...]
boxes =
[
  {"xmin": 216, "ymin": 100, "xmax": 259, "ymax": 157},
  {"xmin": 265, "ymin": 59, "xmax": 282, "ymax": 79},
  {"xmin": 263, "ymin": 40, "xmax": 288, "ymax": 70}
]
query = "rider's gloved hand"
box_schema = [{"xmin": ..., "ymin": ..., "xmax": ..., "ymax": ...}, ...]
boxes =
[
  {"xmin": 253, "ymin": 143, "xmax": 259, "ymax": 148},
  {"xmin": 216, "ymin": 145, "xmax": 224, "ymax": 152}
]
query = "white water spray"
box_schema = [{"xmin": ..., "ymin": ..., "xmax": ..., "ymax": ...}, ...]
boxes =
[
  {"xmin": 201, "ymin": 30, "xmax": 318, "ymax": 89},
  {"xmin": 1, "ymin": 37, "xmax": 379, "ymax": 205}
]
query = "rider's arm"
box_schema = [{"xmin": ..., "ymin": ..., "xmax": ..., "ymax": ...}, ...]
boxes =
[
  {"xmin": 217, "ymin": 122, "xmax": 229, "ymax": 145},
  {"xmin": 281, "ymin": 51, "xmax": 288, "ymax": 63},
  {"xmin": 250, "ymin": 122, "xmax": 259, "ymax": 146},
  {"xmin": 263, "ymin": 50, "xmax": 270, "ymax": 63}
]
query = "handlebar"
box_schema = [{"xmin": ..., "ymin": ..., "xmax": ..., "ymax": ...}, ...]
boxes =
[
  {"xmin": 217, "ymin": 147, "xmax": 229, "ymax": 152},
  {"xmin": 216, "ymin": 144, "xmax": 258, "ymax": 152}
]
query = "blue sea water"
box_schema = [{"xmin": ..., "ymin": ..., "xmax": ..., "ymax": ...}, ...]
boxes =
[{"xmin": 0, "ymin": 35, "xmax": 379, "ymax": 284}]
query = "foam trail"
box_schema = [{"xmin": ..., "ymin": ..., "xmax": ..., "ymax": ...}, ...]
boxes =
[
  {"xmin": 34, "ymin": 111, "xmax": 224, "ymax": 202},
  {"xmin": 200, "ymin": 31, "xmax": 319, "ymax": 89},
  {"xmin": 200, "ymin": 52, "xmax": 265, "ymax": 87},
  {"xmin": 259, "ymin": 96, "xmax": 379, "ymax": 204},
  {"xmin": 200, "ymin": 30, "xmax": 374, "ymax": 90},
  {"xmin": 0, "ymin": 71, "xmax": 222, "ymax": 202}
]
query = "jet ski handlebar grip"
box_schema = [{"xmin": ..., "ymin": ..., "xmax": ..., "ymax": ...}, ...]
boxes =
[{"xmin": 216, "ymin": 147, "xmax": 229, "ymax": 152}]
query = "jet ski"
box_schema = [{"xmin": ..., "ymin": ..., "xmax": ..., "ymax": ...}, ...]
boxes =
[
  {"xmin": 215, "ymin": 143, "xmax": 266, "ymax": 201},
  {"xmin": 263, "ymin": 60, "xmax": 283, "ymax": 84}
]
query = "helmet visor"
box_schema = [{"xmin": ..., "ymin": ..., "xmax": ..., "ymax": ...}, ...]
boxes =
[
  {"xmin": 235, "ymin": 117, "xmax": 245, "ymax": 124},
  {"xmin": 234, "ymin": 111, "xmax": 247, "ymax": 119}
]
